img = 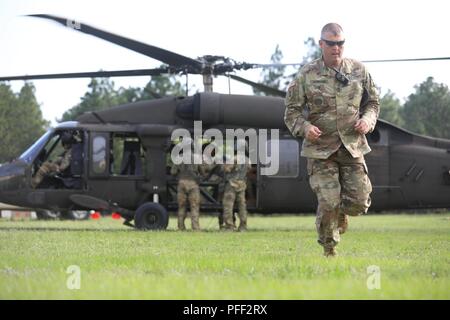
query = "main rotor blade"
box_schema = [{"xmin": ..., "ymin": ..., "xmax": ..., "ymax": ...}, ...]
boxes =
[
  {"xmin": 229, "ymin": 74, "xmax": 286, "ymax": 97},
  {"xmin": 231, "ymin": 62, "xmax": 302, "ymax": 71},
  {"xmin": 0, "ymin": 68, "xmax": 170, "ymax": 81},
  {"xmin": 362, "ymin": 57, "xmax": 450, "ymax": 63},
  {"xmin": 27, "ymin": 14, "xmax": 203, "ymax": 72},
  {"xmin": 238, "ymin": 57, "xmax": 450, "ymax": 69},
  {"xmin": 247, "ymin": 62, "xmax": 302, "ymax": 68}
]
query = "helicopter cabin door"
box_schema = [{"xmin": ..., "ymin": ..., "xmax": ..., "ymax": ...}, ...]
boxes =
[
  {"xmin": 87, "ymin": 132, "xmax": 146, "ymax": 209},
  {"xmin": 257, "ymin": 137, "xmax": 316, "ymax": 213}
]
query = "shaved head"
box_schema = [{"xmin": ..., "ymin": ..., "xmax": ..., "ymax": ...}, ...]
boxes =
[
  {"xmin": 321, "ymin": 23, "xmax": 344, "ymax": 38},
  {"xmin": 319, "ymin": 23, "xmax": 345, "ymax": 68}
]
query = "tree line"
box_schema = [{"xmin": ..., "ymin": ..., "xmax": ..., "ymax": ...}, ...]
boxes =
[
  {"xmin": 0, "ymin": 83, "xmax": 49, "ymax": 163},
  {"xmin": 1, "ymin": 41, "xmax": 449, "ymax": 162}
]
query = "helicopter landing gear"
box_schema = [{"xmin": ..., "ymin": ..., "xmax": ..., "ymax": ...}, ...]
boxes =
[
  {"xmin": 35, "ymin": 209, "xmax": 89, "ymax": 220},
  {"xmin": 134, "ymin": 202, "xmax": 169, "ymax": 230},
  {"xmin": 36, "ymin": 209, "xmax": 62, "ymax": 220}
]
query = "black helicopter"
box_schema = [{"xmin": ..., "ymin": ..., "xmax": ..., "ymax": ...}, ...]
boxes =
[{"xmin": 0, "ymin": 14, "xmax": 449, "ymax": 230}]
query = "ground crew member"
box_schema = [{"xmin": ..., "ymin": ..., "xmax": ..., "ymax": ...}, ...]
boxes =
[
  {"xmin": 222, "ymin": 156, "xmax": 250, "ymax": 231},
  {"xmin": 201, "ymin": 159, "xmax": 226, "ymax": 228},
  {"xmin": 171, "ymin": 161, "xmax": 203, "ymax": 231},
  {"xmin": 284, "ymin": 23, "xmax": 379, "ymax": 257}
]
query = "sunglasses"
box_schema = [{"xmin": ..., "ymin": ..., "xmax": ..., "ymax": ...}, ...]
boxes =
[{"xmin": 321, "ymin": 39, "xmax": 345, "ymax": 47}]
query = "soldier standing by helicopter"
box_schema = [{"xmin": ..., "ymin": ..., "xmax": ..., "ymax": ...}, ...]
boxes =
[
  {"xmin": 199, "ymin": 141, "xmax": 227, "ymax": 229},
  {"xmin": 284, "ymin": 23, "xmax": 380, "ymax": 257},
  {"xmin": 222, "ymin": 152, "xmax": 251, "ymax": 231},
  {"xmin": 170, "ymin": 139, "xmax": 204, "ymax": 231}
]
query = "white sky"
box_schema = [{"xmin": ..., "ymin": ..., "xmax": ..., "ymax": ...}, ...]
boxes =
[{"xmin": 1, "ymin": 0, "xmax": 449, "ymax": 125}]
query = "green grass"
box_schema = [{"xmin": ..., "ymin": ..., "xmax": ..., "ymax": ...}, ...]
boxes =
[{"xmin": 0, "ymin": 213, "xmax": 449, "ymax": 299}]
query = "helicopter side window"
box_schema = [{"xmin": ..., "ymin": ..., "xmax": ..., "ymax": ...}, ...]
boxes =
[
  {"xmin": 262, "ymin": 139, "xmax": 299, "ymax": 178},
  {"xmin": 110, "ymin": 134, "xmax": 144, "ymax": 176},
  {"xmin": 367, "ymin": 127, "xmax": 388, "ymax": 146},
  {"xmin": 91, "ymin": 135, "xmax": 108, "ymax": 175}
]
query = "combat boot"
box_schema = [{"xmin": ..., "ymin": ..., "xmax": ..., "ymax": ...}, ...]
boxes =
[
  {"xmin": 218, "ymin": 214, "xmax": 225, "ymax": 230},
  {"xmin": 238, "ymin": 225, "xmax": 247, "ymax": 232},
  {"xmin": 324, "ymin": 246, "xmax": 338, "ymax": 257},
  {"xmin": 177, "ymin": 215, "xmax": 186, "ymax": 231},
  {"xmin": 338, "ymin": 214, "xmax": 348, "ymax": 234},
  {"xmin": 221, "ymin": 222, "xmax": 236, "ymax": 231},
  {"xmin": 237, "ymin": 221, "xmax": 247, "ymax": 232},
  {"xmin": 191, "ymin": 215, "xmax": 201, "ymax": 231}
]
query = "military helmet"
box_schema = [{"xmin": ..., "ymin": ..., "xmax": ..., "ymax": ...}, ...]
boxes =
[{"xmin": 60, "ymin": 131, "xmax": 75, "ymax": 146}]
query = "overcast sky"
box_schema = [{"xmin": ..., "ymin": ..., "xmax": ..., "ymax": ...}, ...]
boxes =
[{"xmin": 1, "ymin": 0, "xmax": 449, "ymax": 124}]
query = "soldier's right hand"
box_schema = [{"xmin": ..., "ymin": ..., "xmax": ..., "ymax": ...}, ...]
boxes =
[{"xmin": 305, "ymin": 125, "xmax": 322, "ymax": 141}]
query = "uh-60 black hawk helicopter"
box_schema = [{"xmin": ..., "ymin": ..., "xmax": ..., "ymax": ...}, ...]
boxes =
[{"xmin": 0, "ymin": 14, "xmax": 449, "ymax": 229}]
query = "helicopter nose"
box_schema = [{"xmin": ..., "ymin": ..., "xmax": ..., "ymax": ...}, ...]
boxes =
[
  {"xmin": 0, "ymin": 165, "xmax": 8, "ymax": 202},
  {"xmin": 0, "ymin": 161, "xmax": 27, "ymax": 203}
]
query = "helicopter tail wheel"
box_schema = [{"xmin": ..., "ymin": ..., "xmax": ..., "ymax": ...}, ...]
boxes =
[{"xmin": 134, "ymin": 202, "xmax": 169, "ymax": 230}]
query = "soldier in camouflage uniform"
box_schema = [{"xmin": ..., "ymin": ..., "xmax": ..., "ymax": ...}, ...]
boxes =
[
  {"xmin": 31, "ymin": 132, "xmax": 74, "ymax": 188},
  {"xmin": 200, "ymin": 159, "xmax": 226, "ymax": 228},
  {"xmin": 284, "ymin": 23, "xmax": 379, "ymax": 257},
  {"xmin": 170, "ymin": 161, "xmax": 203, "ymax": 231},
  {"xmin": 222, "ymin": 157, "xmax": 250, "ymax": 231}
]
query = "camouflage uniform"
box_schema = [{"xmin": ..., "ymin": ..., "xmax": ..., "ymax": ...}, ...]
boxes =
[
  {"xmin": 200, "ymin": 162, "xmax": 227, "ymax": 228},
  {"xmin": 31, "ymin": 148, "xmax": 72, "ymax": 188},
  {"xmin": 201, "ymin": 163, "xmax": 223, "ymax": 186},
  {"xmin": 284, "ymin": 57, "xmax": 379, "ymax": 251},
  {"xmin": 222, "ymin": 161, "xmax": 250, "ymax": 231},
  {"xmin": 170, "ymin": 163, "xmax": 203, "ymax": 231}
]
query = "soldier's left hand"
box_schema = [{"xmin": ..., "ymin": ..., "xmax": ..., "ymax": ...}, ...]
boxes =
[{"xmin": 354, "ymin": 119, "xmax": 369, "ymax": 134}]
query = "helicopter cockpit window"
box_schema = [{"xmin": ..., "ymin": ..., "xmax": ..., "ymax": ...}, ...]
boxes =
[
  {"xmin": 110, "ymin": 134, "xmax": 144, "ymax": 176},
  {"xmin": 19, "ymin": 130, "xmax": 53, "ymax": 164},
  {"xmin": 31, "ymin": 130, "xmax": 84, "ymax": 189},
  {"xmin": 262, "ymin": 139, "xmax": 299, "ymax": 178}
]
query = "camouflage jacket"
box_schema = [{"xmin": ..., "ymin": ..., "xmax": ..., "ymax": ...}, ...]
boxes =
[
  {"xmin": 55, "ymin": 149, "xmax": 72, "ymax": 172},
  {"xmin": 284, "ymin": 57, "xmax": 379, "ymax": 159},
  {"xmin": 200, "ymin": 163, "xmax": 223, "ymax": 183},
  {"xmin": 224, "ymin": 163, "xmax": 249, "ymax": 182},
  {"xmin": 170, "ymin": 163, "xmax": 203, "ymax": 182}
]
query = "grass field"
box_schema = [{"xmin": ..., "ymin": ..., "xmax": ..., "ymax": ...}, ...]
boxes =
[{"xmin": 0, "ymin": 213, "xmax": 449, "ymax": 299}]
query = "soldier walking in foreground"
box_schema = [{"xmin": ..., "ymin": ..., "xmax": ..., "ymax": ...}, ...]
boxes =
[{"xmin": 284, "ymin": 23, "xmax": 379, "ymax": 257}]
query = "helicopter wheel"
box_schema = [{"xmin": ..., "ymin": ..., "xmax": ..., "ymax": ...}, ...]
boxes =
[
  {"xmin": 134, "ymin": 202, "xmax": 169, "ymax": 230},
  {"xmin": 36, "ymin": 210, "xmax": 62, "ymax": 220},
  {"xmin": 36, "ymin": 209, "xmax": 89, "ymax": 220},
  {"xmin": 64, "ymin": 210, "xmax": 90, "ymax": 220}
]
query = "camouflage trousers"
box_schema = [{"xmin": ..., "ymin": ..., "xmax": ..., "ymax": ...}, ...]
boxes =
[
  {"xmin": 222, "ymin": 180, "xmax": 247, "ymax": 230},
  {"xmin": 307, "ymin": 147, "xmax": 372, "ymax": 249},
  {"xmin": 177, "ymin": 179, "xmax": 201, "ymax": 230},
  {"xmin": 31, "ymin": 162, "xmax": 58, "ymax": 188}
]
